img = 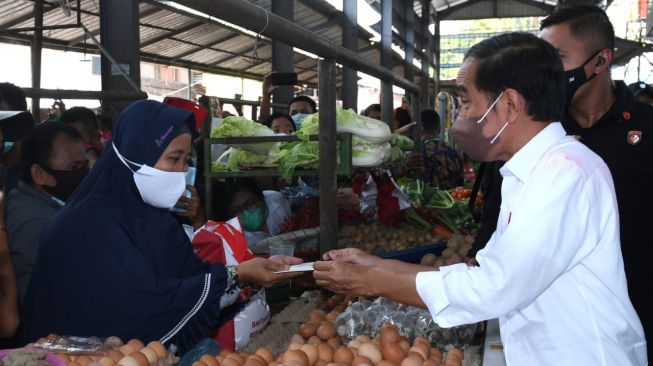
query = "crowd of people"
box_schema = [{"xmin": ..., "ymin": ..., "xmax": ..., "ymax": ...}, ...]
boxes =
[{"xmin": 0, "ymin": 4, "xmax": 648, "ymax": 365}]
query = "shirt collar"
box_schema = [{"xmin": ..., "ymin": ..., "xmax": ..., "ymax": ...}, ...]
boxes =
[
  {"xmin": 17, "ymin": 180, "xmax": 62, "ymax": 209},
  {"xmin": 563, "ymin": 81, "xmax": 636, "ymax": 133},
  {"xmin": 500, "ymin": 122, "xmax": 567, "ymax": 182}
]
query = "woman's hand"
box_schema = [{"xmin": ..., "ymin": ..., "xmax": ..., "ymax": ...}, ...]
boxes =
[
  {"xmin": 175, "ymin": 186, "xmax": 205, "ymax": 229},
  {"xmin": 237, "ymin": 256, "xmax": 303, "ymax": 288},
  {"xmin": 322, "ymin": 248, "xmax": 381, "ymax": 268}
]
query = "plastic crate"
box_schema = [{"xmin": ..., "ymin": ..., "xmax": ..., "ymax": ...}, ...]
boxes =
[{"xmin": 376, "ymin": 242, "xmax": 447, "ymax": 263}]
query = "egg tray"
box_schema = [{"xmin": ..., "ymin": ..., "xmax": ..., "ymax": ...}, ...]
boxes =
[{"xmin": 242, "ymin": 292, "xmax": 323, "ymax": 354}]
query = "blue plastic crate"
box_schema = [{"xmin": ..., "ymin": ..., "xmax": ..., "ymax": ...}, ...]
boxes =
[{"xmin": 375, "ymin": 241, "xmax": 447, "ymax": 263}]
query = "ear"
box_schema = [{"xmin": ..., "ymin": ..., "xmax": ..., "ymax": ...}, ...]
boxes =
[
  {"xmin": 595, "ymin": 49, "xmax": 612, "ymax": 74},
  {"xmin": 31, "ymin": 164, "xmax": 56, "ymax": 187},
  {"xmin": 502, "ymin": 88, "xmax": 525, "ymax": 125}
]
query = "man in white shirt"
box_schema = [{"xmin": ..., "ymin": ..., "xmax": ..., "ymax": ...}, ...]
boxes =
[{"xmin": 313, "ymin": 32, "xmax": 647, "ymax": 365}]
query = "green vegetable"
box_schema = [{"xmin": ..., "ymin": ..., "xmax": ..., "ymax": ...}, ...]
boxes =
[
  {"xmin": 352, "ymin": 142, "xmax": 391, "ymax": 167},
  {"xmin": 405, "ymin": 208, "xmax": 433, "ymax": 232},
  {"xmin": 275, "ymin": 141, "xmax": 319, "ymax": 180},
  {"xmin": 397, "ymin": 178, "xmax": 425, "ymax": 208},
  {"xmin": 210, "ymin": 116, "xmax": 277, "ymax": 155},
  {"xmin": 388, "ymin": 146, "xmax": 405, "ymax": 163},
  {"xmin": 390, "ymin": 133, "xmax": 414, "ymax": 151},
  {"xmin": 426, "ymin": 190, "xmax": 455, "ymax": 209}
]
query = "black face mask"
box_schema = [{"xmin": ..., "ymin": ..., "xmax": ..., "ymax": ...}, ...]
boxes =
[
  {"xmin": 41, "ymin": 166, "xmax": 89, "ymax": 202},
  {"xmin": 565, "ymin": 50, "xmax": 602, "ymax": 105}
]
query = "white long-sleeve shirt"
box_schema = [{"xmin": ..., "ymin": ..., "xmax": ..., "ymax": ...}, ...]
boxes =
[{"xmin": 416, "ymin": 122, "xmax": 647, "ymax": 365}]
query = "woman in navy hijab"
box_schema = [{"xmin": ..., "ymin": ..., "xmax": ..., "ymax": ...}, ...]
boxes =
[{"xmin": 18, "ymin": 100, "xmax": 300, "ymax": 352}]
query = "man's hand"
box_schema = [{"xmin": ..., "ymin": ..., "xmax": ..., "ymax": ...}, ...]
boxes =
[
  {"xmin": 395, "ymin": 122, "xmax": 417, "ymax": 136},
  {"xmin": 237, "ymin": 257, "xmax": 302, "ymax": 288},
  {"xmin": 313, "ymin": 261, "xmax": 377, "ymax": 297},
  {"xmin": 322, "ymin": 248, "xmax": 381, "ymax": 268},
  {"xmin": 262, "ymin": 74, "xmax": 279, "ymax": 96}
]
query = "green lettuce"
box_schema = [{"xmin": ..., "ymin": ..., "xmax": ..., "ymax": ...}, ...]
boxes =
[
  {"xmin": 390, "ymin": 133, "xmax": 414, "ymax": 151},
  {"xmin": 210, "ymin": 116, "xmax": 276, "ymax": 155},
  {"xmin": 295, "ymin": 108, "xmax": 391, "ymax": 144}
]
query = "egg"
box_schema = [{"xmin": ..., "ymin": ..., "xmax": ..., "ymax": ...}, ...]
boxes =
[
  {"xmin": 106, "ymin": 336, "xmax": 124, "ymax": 346},
  {"xmin": 245, "ymin": 355, "xmax": 267, "ymax": 366},
  {"xmin": 289, "ymin": 342, "xmax": 303, "ymax": 350},
  {"xmin": 399, "ymin": 356, "xmax": 422, "ymax": 366},
  {"xmin": 406, "ymin": 352, "xmax": 423, "ymax": 362},
  {"xmin": 291, "ymin": 334, "xmax": 306, "ymax": 344},
  {"xmin": 315, "ymin": 361, "xmax": 328, "ymax": 366},
  {"xmin": 422, "ymin": 360, "xmax": 439, "ymax": 366},
  {"xmin": 348, "ymin": 348, "xmax": 358, "ymax": 357},
  {"xmin": 381, "ymin": 342, "xmax": 405, "ymax": 365},
  {"xmin": 333, "ymin": 347, "xmax": 354, "ymax": 365},
  {"xmin": 286, "ymin": 361, "xmax": 307, "ymax": 366},
  {"xmin": 219, "ymin": 350, "xmax": 231, "ymax": 357},
  {"xmin": 216, "ymin": 355, "xmax": 226, "ymax": 363},
  {"xmin": 412, "ymin": 343, "xmax": 430, "ymax": 356},
  {"xmin": 140, "ymin": 347, "xmax": 158, "ymax": 364},
  {"xmin": 201, "ymin": 354, "xmax": 221, "ymax": 366},
  {"xmin": 378, "ymin": 362, "xmax": 396, "ymax": 366},
  {"xmin": 146, "ymin": 342, "xmax": 167, "ymax": 359},
  {"xmin": 397, "ymin": 339, "xmax": 410, "ymax": 353},
  {"xmin": 354, "ymin": 336, "xmax": 371, "ymax": 343},
  {"xmin": 226, "ymin": 353, "xmax": 246, "ymax": 365},
  {"xmin": 379, "ymin": 326, "xmax": 400, "ymax": 345},
  {"xmin": 308, "ymin": 310, "xmax": 326, "ymax": 323},
  {"xmin": 301, "ymin": 344, "xmax": 320, "ymax": 366},
  {"xmin": 413, "ymin": 338, "xmax": 428, "ymax": 346},
  {"xmin": 351, "ymin": 356, "xmax": 373, "ymax": 366},
  {"xmin": 283, "ymin": 350, "xmax": 309, "ymax": 366},
  {"xmin": 69, "ymin": 362, "xmax": 82, "ymax": 366},
  {"xmin": 408, "ymin": 347, "xmax": 427, "ymax": 361},
  {"xmin": 326, "ymin": 312, "xmax": 340, "ymax": 322},
  {"xmin": 255, "ymin": 348, "xmax": 275, "ymax": 363},
  {"xmin": 307, "ymin": 336, "xmax": 323, "ymax": 345},
  {"xmin": 127, "ymin": 339, "xmax": 145, "ymax": 351},
  {"xmin": 268, "ymin": 362, "xmax": 279, "ymax": 366},
  {"xmin": 107, "ymin": 350, "xmax": 125, "ymax": 363},
  {"xmin": 298, "ymin": 322, "xmax": 319, "ymax": 338},
  {"xmin": 316, "ymin": 322, "xmax": 336, "ymax": 341},
  {"xmin": 129, "ymin": 351, "xmax": 150, "ymax": 366},
  {"xmin": 347, "ymin": 340, "xmax": 361, "ymax": 349},
  {"xmin": 356, "ymin": 344, "xmax": 381, "ymax": 365},
  {"xmin": 119, "ymin": 345, "xmax": 136, "ymax": 357},
  {"xmin": 318, "ymin": 343, "xmax": 334, "ymax": 362},
  {"xmin": 98, "ymin": 357, "xmax": 116, "ymax": 366},
  {"xmin": 326, "ymin": 363, "xmax": 340, "ymax": 366},
  {"xmin": 326, "ymin": 338, "xmax": 341, "ymax": 349},
  {"xmin": 76, "ymin": 355, "xmax": 94, "ymax": 366},
  {"xmin": 117, "ymin": 356, "xmax": 140, "ymax": 366},
  {"xmin": 54, "ymin": 354, "xmax": 71, "ymax": 363},
  {"xmin": 241, "ymin": 352, "xmax": 252, "ymax": 358},
  {"xmin": 192, "ymin": 362, "xmax": 209, "ymax": 366},
  {"xmin": 275, "ymin": 353, "xmax": 284, "ymax": 363},
  {"xmin": 222, "ymin": 356, "xmax": 242, "ymax": 366}
]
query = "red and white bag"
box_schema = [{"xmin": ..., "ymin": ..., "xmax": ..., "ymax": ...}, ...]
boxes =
[{"xmin": 192, "ymin": 218, "xmax": 270, "ymax": 350}]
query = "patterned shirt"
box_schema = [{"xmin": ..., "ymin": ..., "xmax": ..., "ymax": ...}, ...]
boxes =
[{"xmin": 421, "ymin": 137, "xmax": 463, "ymax": 190}]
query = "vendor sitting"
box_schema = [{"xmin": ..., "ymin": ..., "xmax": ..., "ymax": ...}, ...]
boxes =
[
  {"xmin": 212, "ymin": 179, "xmax": 291, "ymax": 247},
  {"xmin": 17, "ymin": 100, "xmax": 301, "ymax": 353}
]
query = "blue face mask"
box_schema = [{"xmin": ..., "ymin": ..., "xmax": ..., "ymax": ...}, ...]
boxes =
[
  {"xmin": 3, "ymin": 141, "xmax": 13, "ymax": 154},
  {"xmin": 291, "ymin": 113, "xmax": 310, "ymax": 130}
]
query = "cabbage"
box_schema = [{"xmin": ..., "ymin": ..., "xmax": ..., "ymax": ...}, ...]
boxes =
[
  {"xmin": 210, "ymin": 116, "xmax": 276, "ymax": 155},
  {"xmin": 275, "ymin": 142, "xmax": 319, "ymax": 181},
  {"xmin": 212, "ymin": 147, "xmax": 267, "ymax": 171},
  {"xmin": 390, "ymin": 133, "xmax": 414, "ymax": 151},
  {"xmin": 296, "ymin": 108, "xmax": 391, "ymax": 144},
  {"xmin": 389, "ymin": 146, "xmax": 405, "ymax": 162},
  {"xmin": 352, "ymin": 142, "xmax": 391, "ymax": 167}
]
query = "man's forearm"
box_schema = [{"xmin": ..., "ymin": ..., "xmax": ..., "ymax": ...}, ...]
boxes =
[{"xmin": 368, "ymin": 266, "xmax": 427, "ymax": 308}]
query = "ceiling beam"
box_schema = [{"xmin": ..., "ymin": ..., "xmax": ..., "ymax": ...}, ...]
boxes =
[
  {"xmin": 169, "ymin": 32, "xmax": 241, "ymax": 61},
  {"xmin": 140, "ymin": 20, "xmax": 205, "ymax": 48},
  {"xmin": 0, "ymin": 2, "xmax": 58, "ymax": 29}
]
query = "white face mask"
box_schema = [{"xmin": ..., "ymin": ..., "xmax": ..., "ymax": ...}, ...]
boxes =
[{"xmin": 112, "ymin": 143, "xmax": 186, "ymax": 209}]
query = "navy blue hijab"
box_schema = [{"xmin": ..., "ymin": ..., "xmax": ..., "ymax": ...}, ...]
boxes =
[{"xmin": 19, "ymin": 100, "xmax": 227, "ymax": 352}]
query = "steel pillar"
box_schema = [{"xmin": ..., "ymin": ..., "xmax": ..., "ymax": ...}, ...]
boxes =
[
  {"xmin": 271, "ymin": 0, "xmax": 294, "ymax": 112},
  {"xmin": 404, "ymin": 0, "xmax": 415, "ymax": 83},
  {"xmin": 342, "ymin": 0, "xmax": 358, "ymax": 110},
  {"xmin": 380, "ymin": 0, "xmax": 394, "ymax": 127},
  {"xmin": 99, "ymin": 0, "xmax": 141, "ymax": 120},
  {"xmin": 318, "ymin": 59, "xmax": 337, "ymax": 255},
  {"xmin": 420, "ymin": 0, "xmax": 430, "ymax": 111},
  {"xmin": 31, "ymin": 0, "xmax": 43, "ymax": 121}
]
